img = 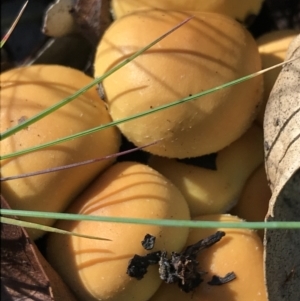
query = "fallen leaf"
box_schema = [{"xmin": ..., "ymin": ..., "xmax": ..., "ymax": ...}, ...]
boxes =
[
  {"xmin": 43, "ymin": 0, "xmax": 78, "ymax": 37},
  {"xmin": 71, "ymin": 0, "xmax": 112, "ymax": 46},
  {"xmin": 1, "ymin": 195, "xmax": 52, "ymax": 301},
  {"xmin": 1, "ymin": 195, "xmax": 78, "ymax": 301},
  {"xmin": 263, "ymin": 34, "xmax": 300, "ymax": 301}
]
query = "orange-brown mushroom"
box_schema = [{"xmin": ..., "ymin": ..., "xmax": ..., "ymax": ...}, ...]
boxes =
[
  {"xmin": 149, "ymin": 214, "xmax": 267, "ymax": 301},
  {"xmin": 231, "ymin": 164, "xmax": 271, "ymax": 239},
  {"xmin": 149, "ymin": 125, "xmax": 264, "ymax": 216},
  {"xmin": 112, "ymin": 0, "xmax": 264, "ymax": 23},
  {"xmin": 47, "ymin": 161, "xmax": 190, "ymax": 301},
  {"xmin": 94, "ymin": 10, "xmax": 262, "ymax": 158},
  {"xmin": 0, "ymin": 65, "xmax": 120, "ymax": 239}
]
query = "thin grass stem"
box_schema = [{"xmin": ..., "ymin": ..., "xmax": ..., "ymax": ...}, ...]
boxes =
[
  {"xmin": 0, "ymin": 16, "xmax": 193, "ymax": 141},
  {"xmin": 1, "ymin": 209, "xmax": 299, "ymax": 230},
  {"xmin": 0, "ymin": 140, "xmax": 158, "ymax": 181},
  {"xmin": 0, "ymin": 1, "xmax": 28, "ymax": 48},
  {"xmin": 0, "ymin": 216, "xmax": 111, "ymax": 240},
  {"xmin": 1, "ymin": 56, "xmax": 299, "ymax": 160}
]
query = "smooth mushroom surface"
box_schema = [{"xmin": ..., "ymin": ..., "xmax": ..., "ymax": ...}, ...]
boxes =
[
  {"xmin": 94, "ymin": 9, "xmax": 262, "ymax": 158},
  {"xmin": 231, "ymin": 164, "xmax": 271, "ymax": 240},
  {"xmin": 0, "ymin": 64, "xmax": 121, "ymax": 239},
  {"xmin": 149, "ymin": 214, "xmax": 268, "ymax": 301},
  {"xmin": 149, "ymin": 124, "xmax": 264, "ymax": 216},
  {"xmin": 112, "ymin": 0, "xmax": 264, "ymax": 23},
  {"xmin": 47, "ymin": 161, "xmax": 190, "ymax": 301}
]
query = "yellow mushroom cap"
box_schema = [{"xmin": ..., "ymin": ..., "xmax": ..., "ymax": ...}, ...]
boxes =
[
  {"xmin": 149, "ymin": 125, "xmax": 264, "ymax": 216},
  {"xmin": 94, "ymin": 10, "xmax": 262, "ymax": 158},
  {"xmin": 149, "ymin": 214, "xmax": 267, "ymax": 301},
  {"xmin": 256, "ymin": 30, "xmax": 299, "ymax": 126},
  {"xmin": 231, "ymin": 164, "xmax": 271, "ymax": 239},
  {"xmin": 112, "ymin": 0, "xmax": 264, "ymax": 22},
  {"xmin": 47, "ymin": 161, "xmax": 190, "ymax": 301},
  {"xmin": 0, "ymin": 65, "xmax": 120, "ymax": 239}
]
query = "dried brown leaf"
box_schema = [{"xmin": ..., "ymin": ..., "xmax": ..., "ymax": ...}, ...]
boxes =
[
  {"xmin": 263, "ymin": 34, "xmax": 300, "ymax": 301},
  {"xmin": 1, "ymin": 195, "xmax": 53, "ymax": 301},
  {"xmin": 1, "ymin": 195, "xmax": 78, "ymax": 301},
  {"xmin": 71, "ymin": 0, "xmax": 112, "ymax": 46}
]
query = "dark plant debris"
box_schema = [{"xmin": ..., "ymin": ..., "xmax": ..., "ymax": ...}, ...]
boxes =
[
  {"xmin": 207, "ymin": 272, "xmax": 237, "ymax": 286},
  {"xmin": 127, "ymin": 252, "xmax": 161, "ymax": 280},
  {"xmin": 141, "ymin": 233, "xmax": 156, "ymax": 250},
  {"xmin": 127, "ymin": 231, "xmax": 236, "ymax": 293},
  {"xmin": 71, "ymin": 0, "xmax": 112, "ymax": 46}
]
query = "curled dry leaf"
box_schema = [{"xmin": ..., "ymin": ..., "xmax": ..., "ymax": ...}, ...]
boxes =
[
  {"xmin": 264, "ymin": 34, "xmax": 300, "ymax": 301},
  {"xmin": 43, "ymin": 0, "xmax": 78, "ymax": 37},
  {"xmin": 0, "ymin": 195, "xmax": 77, "ymax": 301}
]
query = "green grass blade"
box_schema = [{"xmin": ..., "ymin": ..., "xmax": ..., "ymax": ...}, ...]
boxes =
[
  {"xmin": 1, "ymin": 209, "xmax": 300, "ymax": 230},
  {"xmin": 0, "ymin": 16, "xmax": 192, "ymax": 141},
  {"xmin": 1, "ymin": 56, "xmax": 299, "ymax": 160},
  {"xmin": 0, "ymin": 216, "xmax": 111, "ymax": 241}
]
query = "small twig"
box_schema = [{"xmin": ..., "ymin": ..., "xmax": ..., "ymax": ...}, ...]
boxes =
[
  {"xmin": 0, "ymin": 140, "xmax": 160, "ymax": 181},
  {"xmin": 0, "ymin": 1, "xmax": 29, "ymax": 48}
]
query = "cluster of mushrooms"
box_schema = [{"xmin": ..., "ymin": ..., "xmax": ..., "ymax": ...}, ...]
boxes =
[{"xmin": 1, "ymin": 1, "xmax": 299, "ymax": 301}]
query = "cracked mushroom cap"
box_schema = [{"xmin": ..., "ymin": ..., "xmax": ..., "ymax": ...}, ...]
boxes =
[{"xmin": 94, "ymin": 9, "xmax": 262, "ymax": 158}]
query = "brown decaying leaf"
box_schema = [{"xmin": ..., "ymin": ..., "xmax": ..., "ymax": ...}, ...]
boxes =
[
  {"xmin": 71, "ymin": 0, "xmax": 112, "ymax": 46},
  {"xmin": 1, "ymin": 195, "xmax": 52, "ymax": 300},
  {"xmin": 1, "ymin": 195, "xmax": 78, "ymax": 301},
  {"xmin": 263, "ymin": 34, "xmax": 300, "ymax": 301}
]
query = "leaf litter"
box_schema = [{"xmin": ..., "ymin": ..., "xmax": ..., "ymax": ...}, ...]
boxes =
[
  {"xmin": 127, "ymin": 232, "xmax": 236, "ymax": 293},
  {"xmin": 1, "ymin": 195, "xmax": 53, "ymax": 301},
  {"xmin": 264, "ymin": 34, "xmax": 300, "ymax": 301}
]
